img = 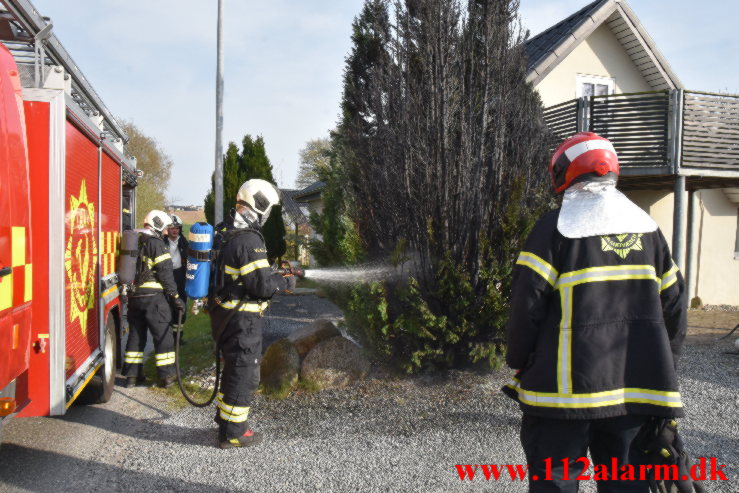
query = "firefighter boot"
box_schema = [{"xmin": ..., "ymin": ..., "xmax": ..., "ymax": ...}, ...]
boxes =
[
  {"xmin": 126, "ymin": 376, "xmax": 147, "ymax": 388},
  {"xmin": 219, "ymin": 429, "xmax": 263, "ymax": 449},
  {"xmin": 159, "ymin": 375, "xmax": 177, "ymax": 388}
]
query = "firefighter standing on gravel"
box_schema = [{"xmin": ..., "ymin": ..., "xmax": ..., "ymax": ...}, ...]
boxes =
[
  {"xmin": 503, "ymin": 133, "xmax": 687, "ymax": 492},
  {"xmin": 209, "ymin": 179, "xmax": 293, "ymax": 449},
  {"xmin": 122, "ymin": 210, "xmax": 185, "ymax": 389}
]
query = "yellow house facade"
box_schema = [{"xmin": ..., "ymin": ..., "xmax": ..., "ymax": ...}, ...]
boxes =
[{"xmin": 527, "ymin": 0, "xmax": 739, "ymax": 305}]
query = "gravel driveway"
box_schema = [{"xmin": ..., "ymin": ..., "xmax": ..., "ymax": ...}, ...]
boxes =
[{"xmin": 0, "ymin": 296, "xmax": 736, "ymax": 492}]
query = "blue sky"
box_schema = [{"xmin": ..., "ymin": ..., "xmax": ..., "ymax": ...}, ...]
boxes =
[{"xmin": 30, "ymin": 0, "xmax": 739, "ymax": 205}]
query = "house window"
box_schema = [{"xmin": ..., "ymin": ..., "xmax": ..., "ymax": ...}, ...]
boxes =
[{"xmin": 576, "ymin": 74, "xmax": 615, "ymax": 98}]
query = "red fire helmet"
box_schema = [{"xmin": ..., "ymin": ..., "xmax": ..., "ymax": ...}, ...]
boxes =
[{"xmin": 549, "ymin": 132, "xmax": 619, "ymax": 193}]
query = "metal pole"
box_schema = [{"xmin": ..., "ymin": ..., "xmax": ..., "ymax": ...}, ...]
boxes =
[
  {"xmin": 672, "ymin": 175, "xmax": 687, "ymax": 272},
  {"xmin": 214, "ymin": 0, "xmax": 225, "ymax": 225}
]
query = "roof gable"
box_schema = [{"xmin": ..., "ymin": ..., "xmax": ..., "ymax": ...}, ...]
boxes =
[{"xmin": 525, "ymin": 0, "xmax": 682, "ymax": 91}]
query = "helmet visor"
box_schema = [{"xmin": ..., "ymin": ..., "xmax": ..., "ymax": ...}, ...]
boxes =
[{"xmin": 259, "ymin": 205, "xmax": 273, "ymax": 227}]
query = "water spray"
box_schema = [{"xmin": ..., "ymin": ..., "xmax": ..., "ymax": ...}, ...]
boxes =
[{"xmin": 302, "ymin": 263, "xmax": 399, "ymax": 284}]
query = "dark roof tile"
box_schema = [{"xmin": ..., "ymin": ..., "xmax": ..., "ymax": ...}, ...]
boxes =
[{"xmin": 525, "ymin": 0, "xmax": 608, "ymax": 72}]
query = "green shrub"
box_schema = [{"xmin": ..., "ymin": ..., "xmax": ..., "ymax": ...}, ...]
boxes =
[{"xmin": 343, "ymin": 256, "xmax": 512, "ymax": 373}]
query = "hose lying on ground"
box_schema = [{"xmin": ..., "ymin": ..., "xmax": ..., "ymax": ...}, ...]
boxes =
[{"xmin": 174, "ymin": 309, "xmax": 221, "ymax": 408}]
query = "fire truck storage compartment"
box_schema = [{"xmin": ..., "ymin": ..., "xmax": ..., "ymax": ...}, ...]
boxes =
[{"xmin": 0, "ymin": 42, "xmax": 32, "ymax": 404}]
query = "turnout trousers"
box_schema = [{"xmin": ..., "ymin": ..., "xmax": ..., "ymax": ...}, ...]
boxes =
[
  {"xmin": 122, "ymin": 293, "xmax": 176, "ymax": 379},
  {"xmin": 520, "ymin": 414, "xmax": 650, "ymax": 493},
  {"xmin": 211, "ymin": 306, "xmax": 263, "ymax": 440}
]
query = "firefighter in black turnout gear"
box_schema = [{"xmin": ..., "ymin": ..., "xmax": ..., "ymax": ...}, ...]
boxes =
[
  {"xmin": 209, "ymin": 179, "xmax": 288, "ymax": 449},
  {"xmin": 122, "ymin": 210, "xmax": 186, "ymax": 388},
  {"xmin": 503, "ymin": 133, "xmax": 687, "ymax": 493}
]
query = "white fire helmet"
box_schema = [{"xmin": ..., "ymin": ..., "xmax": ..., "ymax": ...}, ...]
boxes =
[
  {"xmin": 236, "ymin": 179, "xmax": 280, "ymax": 226},
  {"xmin": 170, "ymin": 214, "xmax": 183, "ymax": 228},
  {"xmin": 143, "ymin": 209, "xmax": 173, "ymax": 233}
]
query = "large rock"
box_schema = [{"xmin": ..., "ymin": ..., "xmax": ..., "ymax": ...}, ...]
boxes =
[
  {"xmin": 288, "ymin": 319, "xmax": 341, "ymax": 359},
  {"xmin": 300, "ymin": 336, "xmax": 370, "ymax": 390},
  {"xmin": 260, "ymin": 338, "xmax": 300, "ymax": 395}
]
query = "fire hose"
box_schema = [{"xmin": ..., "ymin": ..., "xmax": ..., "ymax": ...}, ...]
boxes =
[{"xmin": 173, "ymin": 308, "xmax": 220, "ymax": 407}]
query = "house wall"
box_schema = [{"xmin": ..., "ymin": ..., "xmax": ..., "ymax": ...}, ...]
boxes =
[
  {"xmin": 535, "ymin": 23, "xmax": 652, "ymax": 107},
  {"xmin": 624, "ymin": 189, "xmax": 739, "ymax": 305}
]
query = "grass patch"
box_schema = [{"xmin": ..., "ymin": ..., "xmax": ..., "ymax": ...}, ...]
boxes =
[
  {"xmin": 260, "ymin": 380, "xmax": 294, "ymax": 400},
  {"xmin": 296, "ymin": 378, "xmax": 322, "ymax": 394},
  {"xmin": 144, "ymin": 301, "xmax": 218, "ymax": 404}
]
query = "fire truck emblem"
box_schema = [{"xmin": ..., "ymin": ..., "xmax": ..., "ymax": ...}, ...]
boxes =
[
  {"xmin": 601, "ymin": 233, "xmax": 644, "ymax": 259},
  {"xmin": 65, "ymin": 180, "xmax": 98, "ymax": 334}
]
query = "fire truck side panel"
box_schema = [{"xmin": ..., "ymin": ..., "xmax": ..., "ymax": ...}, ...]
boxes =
[
  {"xmin": 17, "ymin": 99, "xmax": 51, "ymax": 416},
  {"xmin": 17, "ymin": 88, "xmax": 68, "ymax": 417},
  {"xmin": 64, "ymin": 120, "xmax": 100, "ymax": 384},
  {"xmin": 0, "ymin": 44, "xmax": 32, "ymax": 404}
]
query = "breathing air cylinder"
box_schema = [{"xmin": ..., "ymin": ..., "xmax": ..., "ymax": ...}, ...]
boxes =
[
  {"xmin": 185, "ymin": 222, "xmax": 214, "ymax": 299},
  {"xmin": 118, "ymin": 229, "xmax": 141, "ymax": 286}
]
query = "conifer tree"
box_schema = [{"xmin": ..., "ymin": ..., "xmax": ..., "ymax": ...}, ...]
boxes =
[{"xmin": 204, "ymin": 135, "xmax": 287, "ymax": 261}]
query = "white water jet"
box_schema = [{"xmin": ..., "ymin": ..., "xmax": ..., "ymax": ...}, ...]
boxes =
[{"xmin": 303, "ymin": 264, "xmax": 396, "ymax": 283}]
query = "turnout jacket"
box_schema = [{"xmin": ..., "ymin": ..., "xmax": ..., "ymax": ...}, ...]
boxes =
[
  {"xmin": 503, "ymin": 209, "xmax": 687, "ymax": 420},
  {"xmin": 132, "ymin": 233, "xmax": 179, "ymax": 297},
  {"xmin": 213, "ymin": 221, "xmax": 286, "ymax": 315}
]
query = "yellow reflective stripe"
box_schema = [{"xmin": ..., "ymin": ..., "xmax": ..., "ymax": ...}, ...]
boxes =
[
  {"xmin": 557, "ymin": 287, "xmax": 573, "ymax": 394},
  {"xmin": 155, "ymin": 352, "xmax": 175, "ymax": 366},
  {"xmin": 124, "ymin": 351, "xmax": 144, "ymax": 363},
  {"xmin": 224, "ymin": 265, "xmax": 240, "ymax": 276},
  {"xmin": 556, "ymin": 264, "xmax": 658, "ymax": 289},
  {"xmin": 139, "ymin": 281, "xmax": 163, "ymax": 290},
  {"xmin": 516, "ymin": 251, "xmax": 558, "ymax": 287},
  {"xmin": 507, "ymin": 381, "xmax": 682, "ymax": 409},
  {"xmin": 219, "ymin": 410, "xmax": 249, "ymax": 423},
  {"xmin": 239, "ymin": 258, "xmax": 270, "ymax": 276},
  {"xmin": 556, "ymin": 265, "xmax": 658, "ymax": 289},
  {"xmin": 217, "ymin": 300, "xmax": 269, "ymax": 313},
  {"xmin": 24, "ymin": 263, "xmax": 32, "ymax": 302},
  {"xmin": 216, "ymin": 392, "xmax": 251, "ymax": 422},
  {"xmin": 0, "ymin": 272, "xmax": 11, "ymax": 311},
  {"xmin": 12, "ymin": 226, "xmax": 25, "ymax": 266},
  {"xmin": 217, "ymin": 401, "xmax": 250, "ymax": 416},
  {"xmin": 660, "ymin": 263, "xmax": 679, "ymax": 292},
  {"xmin": 152, "ymin": 253, "xmax": 171, "ymax": 266}
]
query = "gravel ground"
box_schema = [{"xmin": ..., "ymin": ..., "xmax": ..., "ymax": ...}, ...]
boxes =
[{"xmin": 1, "ymin": 295, "xmax": 736, "ymax": 492}]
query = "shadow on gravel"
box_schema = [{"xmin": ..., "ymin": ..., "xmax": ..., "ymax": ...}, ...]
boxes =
[
  {"xmin": 59, "ymin": 404, "xmax": 217, "ymax": 447},
  {"xmin": 0, "ymin": 444, "xmax": 233, "ymax": 492}
]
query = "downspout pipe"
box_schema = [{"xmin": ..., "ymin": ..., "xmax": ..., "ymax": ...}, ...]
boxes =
[{"xmin": 686, "ymin": 190, "xmax": 699, "ymax": 304}]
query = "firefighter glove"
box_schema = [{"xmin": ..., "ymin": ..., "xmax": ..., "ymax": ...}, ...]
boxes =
[{"xmin": 171, "ymin": 296, "xmax": 186, "ymax": 313}]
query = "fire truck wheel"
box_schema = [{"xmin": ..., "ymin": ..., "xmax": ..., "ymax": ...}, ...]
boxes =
[{"xmin": 79, "ymin": 315, "xmax": 117, "ymax": 404}]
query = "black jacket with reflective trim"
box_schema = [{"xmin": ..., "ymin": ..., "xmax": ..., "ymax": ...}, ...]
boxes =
[
  {"xmin": 214, "ymin": 224, "xmax": 286, "ymax": 309},
  {"xmin": 133, "ymin": 234, "xmax": 178, "ymax": 297},
  {"xmin": 502, "ymin": 208, "xmax": 687, "ymax": 420}
]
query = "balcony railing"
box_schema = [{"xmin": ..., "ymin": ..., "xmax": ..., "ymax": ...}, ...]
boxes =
[{"xmin": 543, "ymin": 90, "xmax": 739, "ymax": 178}]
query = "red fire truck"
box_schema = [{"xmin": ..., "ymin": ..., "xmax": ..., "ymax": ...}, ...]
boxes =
[{"xmin": 0, "ymin": 0, "xmax": 136, "ymax": 436}]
